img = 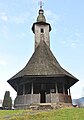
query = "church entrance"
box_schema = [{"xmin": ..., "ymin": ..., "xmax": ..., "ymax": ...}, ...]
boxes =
[{"xmin": 40, "ymin": 91, "xmax": 46, "ymax": 103}]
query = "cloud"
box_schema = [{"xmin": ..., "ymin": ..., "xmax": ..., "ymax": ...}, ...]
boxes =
[
  {"xmin": 32, "ymin": 0, "xmax": 37, "ymax": 3},
  {"xmin": 11, "ymin": 13, "xmax": 30, "ymax": 24},
  {"xmin": 60, "ymin": 37, "xmax": 82, "ymax": 48},
  {"xmin": 1, "ymin": 25, "xmax": 10, "ymax": 39},
  {"xmin": 0, "ymin": 11, "xmax": 30, "ymax": 24},
  {"xmin": 75, "ymin": 32, "xmax": 81, "ymax": 37},
  {"xmin": 0, "ymin": 60, "xmax": 7, "ymax": 65},
  {"xmin": 60, "ymin": 27, "xmax": 82, "ymax": 48},
  {"xmin": 12, "ymin": 16, "xmax": 25, "ymax": 24},
  {"xmin": 45, "ymin": 10, "xmax": 59, "ymax": 24},
  {"xmin": 0, "ymin": 12, "xmax": 9, "ymax": 22},
  {"xmin": 16, "ymin": 33, "xmax": 27, "ymax": 38},
  {"xmin": 32, "ymin": 0, "xmax": 44, "ymax": 4}
]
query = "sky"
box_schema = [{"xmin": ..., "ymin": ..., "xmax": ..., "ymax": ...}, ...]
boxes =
[{"xmin": 0, "ymin": 0, "xmax": 84, "ymax": 101}]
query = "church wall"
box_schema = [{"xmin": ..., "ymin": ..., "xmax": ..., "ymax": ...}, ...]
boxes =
[
  {"xmin": 31, "ymin": 94, "xmax": 40, "ymax": 104},
  {"xmin": 51, "ymin": 93, "xmax": 72, "ymax": 103},
  {"xmin": 46, "ymin": 93, "xmax": 72, "ymax": 103},
  {"xmin": 35, "ymin": 25, "xmax": 40, "ymax": 49},
  {"xmin": 35, "ymin": 24, "xmax": 50, "ymax": 49},
  {"xmin": 14, "ymin": 93, "xmax": 72, "ymax": 109},
  {"xmin": 14, "ymin": 94, "xmax": 40, "ymax": 109},
  {"xmin": 44, "ymin": 25, "xmax": 50, "ymax": 47},
  {"xmin": 51, "ymin": 93, "xmax": 59, "ymax": 103},
  {"xmin": 46, "ymin": 94, "xmax": 51, "ymax": 103}
]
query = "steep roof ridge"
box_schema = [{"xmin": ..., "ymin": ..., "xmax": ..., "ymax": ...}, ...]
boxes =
[
  {"xmin": 40, "ymin": 40, "xmax": 77, "ymax": 78},
  {"xmin": 9, "ymin": 40, "xmax": 78, "ymax": 80}
]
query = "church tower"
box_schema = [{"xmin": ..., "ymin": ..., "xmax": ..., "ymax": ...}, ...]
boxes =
[
  {"xmin": 32, "ymin": 3, "xmax": 51, "ymax": 49},
  {"xmin": 7, "ymin": 3, "xmax": 79, "ymax": 109}
]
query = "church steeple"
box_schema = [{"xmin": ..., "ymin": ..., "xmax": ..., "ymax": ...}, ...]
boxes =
[
  {"xmin": 32, "ymin": 1, "xmax": 51, "ymax": 50},
  {"xmin": 37, "ymin": 0, "xmax": 46, "ymax": 22}
]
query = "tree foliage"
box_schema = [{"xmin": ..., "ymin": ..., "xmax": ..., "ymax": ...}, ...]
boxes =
[{"xmin": 2, "ymin": 91, "xmax": 12, "ymax": 109}]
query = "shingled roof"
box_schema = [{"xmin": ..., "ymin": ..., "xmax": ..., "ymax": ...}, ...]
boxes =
[{"xmin": 8, "ymin": 40, "xmax": 78, "ymax": 81}]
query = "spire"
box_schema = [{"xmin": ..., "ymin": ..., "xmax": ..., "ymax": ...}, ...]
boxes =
[{"xmin": 37, "ymin": 0, "xmax": 46, "ymax": 22}]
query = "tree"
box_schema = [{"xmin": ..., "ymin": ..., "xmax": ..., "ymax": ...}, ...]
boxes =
[{"xmin": 2, "ymin": 91, "xmax": 12, "ymax": 110}]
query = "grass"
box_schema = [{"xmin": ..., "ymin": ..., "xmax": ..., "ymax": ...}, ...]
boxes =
[{"xmin": 0, "ymin": 108, "xmax": 84, "ymax": 120}]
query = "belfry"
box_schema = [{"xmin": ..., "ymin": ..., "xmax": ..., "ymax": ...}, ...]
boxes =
[{"xmin": 8, "ymin": 4, "xmax": 79, "ymax": 109}]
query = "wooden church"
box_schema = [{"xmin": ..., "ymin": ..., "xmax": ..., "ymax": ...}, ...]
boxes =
[{"xmin": 8, "ymin": 5, "xmax": 79, "ymax": 109}]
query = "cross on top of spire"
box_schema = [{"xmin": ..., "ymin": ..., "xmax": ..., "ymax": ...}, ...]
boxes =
[{"xmin": 39, "ymin": 0, "xmax": 43, "ymax": 9}]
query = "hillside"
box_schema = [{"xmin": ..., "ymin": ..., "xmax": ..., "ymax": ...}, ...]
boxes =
[
  {"xmin": 0, "ymin": 108, "xmax": 84, "ymax": 120},
  {"xmin": 72, "ymin": 97, "xmax": 84, "ymax": 107}
]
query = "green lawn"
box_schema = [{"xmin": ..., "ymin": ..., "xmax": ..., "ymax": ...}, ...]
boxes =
[{"xmin": 0, "ymin": 108, "xmax": 84, "ymax": 120}]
